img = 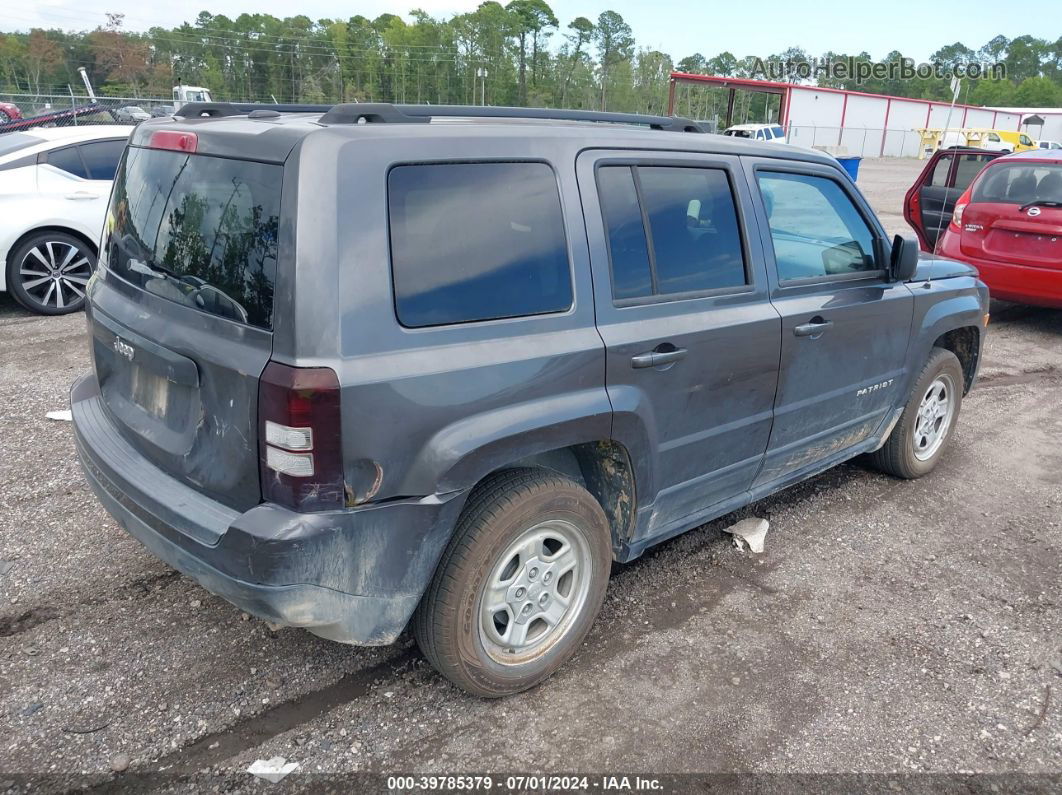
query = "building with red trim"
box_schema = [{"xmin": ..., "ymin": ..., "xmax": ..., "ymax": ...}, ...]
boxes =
[{"xmin": 668, "ymin": 73, "xmax": 1062, "ymax": 156}]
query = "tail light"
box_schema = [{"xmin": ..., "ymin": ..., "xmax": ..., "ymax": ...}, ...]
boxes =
[
  {"xmin": 258, "ymin": 361, "xmax": 345, "ymax": 512},
  {"xmin": 950, "ymin": 188, "xmax": 972, "ymax": 230}
]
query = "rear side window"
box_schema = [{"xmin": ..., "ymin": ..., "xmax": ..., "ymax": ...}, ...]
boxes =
[
  {"xmin": 953, "ymin": 153, "xmax": 995, "ymax": 190},
  {"xmin": 388, "ymin": 162, "xmax": 572, "ymax": 328},
  {"xmin": 972, "ymin": 163, "xmax": 1062, "ymax": 205},
  {"xmin": 597, "ymin": 165, "xmax": 747, "ymax": 301},
  {"xmin": 105, "ymin": 146, "xmax": 282, "ymax": 329},
  {"xmin": 44, "ymin": 146, "xmax": 87, "ymax": 178},
  {"xmin": 771, "ymin": 126, "xmax": 785, "ymax": 138},
  {"xmin": 757, "ymin": 171, "xmax": 878, "ymax": 281},
  {"xmin": 79, "ymin": 139, "xmax": 126, "ymax": 180}
]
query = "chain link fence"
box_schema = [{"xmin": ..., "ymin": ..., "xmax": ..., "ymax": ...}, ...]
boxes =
[
  {"xmin": 784, "ymin": 125, "xmax": 929, "ymax": 158},
  {"xmin": 0, "ymin": 93, "xmax": 172, "ymax": 132}
]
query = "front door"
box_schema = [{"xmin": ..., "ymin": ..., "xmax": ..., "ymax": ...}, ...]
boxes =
[
  {"xmin": 743, "ymin": 158, "xmax": 914, "ymax": 487},
  {"xmin": 577, "ymin": 150, "xmax": 781, "ymax": 538}
]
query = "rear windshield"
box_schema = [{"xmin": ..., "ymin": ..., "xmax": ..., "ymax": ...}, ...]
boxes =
[
  {"xmin": 972, "ymin": 162, "xmax": 1062, "ymax": 206},
  {"xmin": 105, "ymin": 146, "xmax": 282, "ymax": 329}
]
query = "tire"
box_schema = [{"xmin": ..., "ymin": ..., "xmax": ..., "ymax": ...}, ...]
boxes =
[
  {"xmin": 868, "ymin": 348, "xmax": 964, "ymax": 479},
  {"xmin": 413, "ymin": 468, "xmax": 612, "ymax": 697},
  {"xmin": 6, "ymin": 231, "xmax": 95, "ymax": 315}
]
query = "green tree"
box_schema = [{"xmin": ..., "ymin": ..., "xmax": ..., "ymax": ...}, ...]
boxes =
[{"xmin": 593, "ymin": 10, "xmax": 633, "ymax": 110}]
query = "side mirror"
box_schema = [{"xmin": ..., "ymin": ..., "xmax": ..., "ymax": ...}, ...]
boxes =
[{"xmin": 890, "ymin": 234, "xmax": 920, "ymax": 282}]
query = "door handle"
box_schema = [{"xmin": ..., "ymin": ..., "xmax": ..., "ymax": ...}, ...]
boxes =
[
  {"xmin": 631, "ymin": 347, "xmax": 687, "ymax": 369},
  {"xmin": 65, "ymin": 191, "xmax": 99, "ymax": 200},
  {"xmin": 793, "ymin": 317, "xmax": 833, "ymax": 338}
]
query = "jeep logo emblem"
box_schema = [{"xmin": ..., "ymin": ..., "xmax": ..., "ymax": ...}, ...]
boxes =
[{"xmin": 113, "ymin": 337, "xmax": 134, "ymax": 361}]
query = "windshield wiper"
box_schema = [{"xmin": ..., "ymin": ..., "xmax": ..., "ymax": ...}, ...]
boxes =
[{"xmin": 1019, "ymin": 200, "xmax": 1062, "ymax": 212}]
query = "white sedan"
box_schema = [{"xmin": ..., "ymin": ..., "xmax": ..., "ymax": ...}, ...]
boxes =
[{"xmin": 0, "ymin": 125, "xmax": 130, "ymax": 314}]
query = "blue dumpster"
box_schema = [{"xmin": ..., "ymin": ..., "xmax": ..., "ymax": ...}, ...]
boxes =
[{"xmin": 836, "ymin": 156, "xmax": 862, "ymax": 182}]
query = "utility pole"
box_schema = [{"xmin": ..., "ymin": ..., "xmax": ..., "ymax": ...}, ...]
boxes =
[{"xmin": 476, "ymin": 67, "xmax": 488, "ymax": 106}]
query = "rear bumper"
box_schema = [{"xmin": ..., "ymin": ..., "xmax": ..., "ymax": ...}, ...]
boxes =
[
  {"xmin": 938, "ymin": 234, "xmax": 1062, "ymax": 308},
  {"xmin": 71, "ymin": 374, "xmax": 466, "ymax": 645}
]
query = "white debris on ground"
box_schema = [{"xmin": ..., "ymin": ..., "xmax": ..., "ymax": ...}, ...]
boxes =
[
  {"xmin": 724, "ymin": 517, "xmax": 769, "ymax": 553},
  {"xmin": 45, "ymin": 410, "xmax": 72, "ymax": 421},
  {"xmin": 246, "ymin": 757, "xmax": 299, "ymax": 783}
]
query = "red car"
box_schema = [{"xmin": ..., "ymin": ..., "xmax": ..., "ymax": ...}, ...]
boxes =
[
  {"xmin": 0, "ymin": 102, "xmax": 22, "ymax": 125},
  {"xmin": 906, "ymin": 148, "xmax": 1062, "ymax": 308}
]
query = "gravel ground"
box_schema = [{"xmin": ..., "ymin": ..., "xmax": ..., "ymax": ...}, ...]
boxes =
[{"xmin": 1, "ymin": 157, "xmax": 1060, "ymax": 792}]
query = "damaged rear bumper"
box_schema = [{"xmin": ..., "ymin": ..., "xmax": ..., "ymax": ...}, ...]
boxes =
[{"xmin": 70, "ymin": 374, "xmax": 465, "ymax": 645}]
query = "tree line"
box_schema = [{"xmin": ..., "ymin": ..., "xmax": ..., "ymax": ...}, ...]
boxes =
[{"xmin": 1, "ymin": 5, "xmax": 1060, "ymax": 119}]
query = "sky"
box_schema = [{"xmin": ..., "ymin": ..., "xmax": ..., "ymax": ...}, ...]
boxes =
[{"xmin": 7, "ymin": 0, "xmax": 1055, "ymax": 63}]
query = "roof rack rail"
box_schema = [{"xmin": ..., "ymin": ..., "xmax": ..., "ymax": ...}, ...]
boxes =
[
  {"xmin": 176, "ymin": 102, "xmax": 333, "ymax": 118},
  {"xmin": 175, "ymin": 101, "xmax": 705, "ymax": 133},
  {"xmin": 320, "ymin": 103, "xmax": 703, "ymax": 132}
]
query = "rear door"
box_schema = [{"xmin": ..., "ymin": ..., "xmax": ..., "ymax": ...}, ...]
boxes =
[
  {"xmin": 744, "ymin": 157, "xmax": 913, "ymax": 486},
  {"xmin": 904, "ymin": 149, "xmax": 998, "ymax": 250},
  {"xmin": 577, "ymin": 150, "xmax": 781, "ymax": 538},
  {"xmin": 87, "ymin": 141, "xmax": 285, "ymax": 511},
  {"xmin": 960, "ymin": 159, "xmax": 1062, "ymax": 268}
]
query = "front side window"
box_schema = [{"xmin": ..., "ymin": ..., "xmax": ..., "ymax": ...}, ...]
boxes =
[
  {"xmin": 771, "ymin": 126, "xmax": 786, "ymax": 139},
  {"xmin": 1020, "ymin": 135, "xmax": 1032, "ymax": 146},
  {"xmin": 388, "ymin": 162, "xmax": 572, "ymax": 328},
  {"xmin": 597, "ymin": 165, "xmax": 747, "ymax": 301},
  {"xmin": 757, "ymin": 171, "xmax": 879, "ymax": 281},
  {"xmin": 988, "ymin": 133, "xmax": 1001, "ymax": 142}
]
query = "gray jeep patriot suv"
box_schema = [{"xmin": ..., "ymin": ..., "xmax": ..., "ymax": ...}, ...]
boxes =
[{"xmin": 72, "ymin": 103, "xmax": 989, "ymax": 696}]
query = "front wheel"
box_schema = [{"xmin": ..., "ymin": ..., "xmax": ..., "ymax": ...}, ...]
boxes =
[
  {"xmin": 413, "ymin": 468, "xmax": 612, "ymax": 697},
  {"xmin": 869, "ymin": 348, "xmax": 964, "ymax": 479}
]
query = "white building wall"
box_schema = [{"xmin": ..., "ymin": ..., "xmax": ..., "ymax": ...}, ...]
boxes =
[
  {"xmin": 964, "ymin": 108, "xmax": 996, "ymax": 128},
  {"xmin": 774, "ymin": 85, "xmax": 1062, "ymax": 157},
  {"xmin": 785, "ymin": 88, "xmax": 846, "ymax": 150},
  {"xmin": 840, "ymin": 94, "xmax": 888, "ymax": 157},
  {"xmin": 1034, "ymin": 114, "xmax": 1062, "ymax": 142},
  {"xmin": 881, "ymin": 99, "xmax": 926, "ymax": 157}
]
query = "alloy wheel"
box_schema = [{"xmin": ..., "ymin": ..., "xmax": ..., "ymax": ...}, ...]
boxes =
[
  {"xmin": 479, "ymin": 519, "xmax": 593, "ymax": 665},
  {"xmin": 912, "ymin": 374, "xmax": 956, "ymax": 461},
  {"xmin": 18, "ymin": 240, "xmax": 92, "ymax": 312}
]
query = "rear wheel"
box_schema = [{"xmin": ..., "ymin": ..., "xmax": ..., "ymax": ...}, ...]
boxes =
[
  {"xmin": 413, "ymin": 468, "xmax": 611, "ymax": 697},
  {"xmin": 6, "ymin": 231, "xmax": 95, "ymax": 315},
  {"xmin": 869, "ymin": 348, "xmax": 964, "ymax": 479}
]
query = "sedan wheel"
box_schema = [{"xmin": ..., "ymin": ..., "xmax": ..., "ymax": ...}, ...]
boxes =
[{"xmin": 7, "ymin": 232, "xmax": 95, "ymax": 315}]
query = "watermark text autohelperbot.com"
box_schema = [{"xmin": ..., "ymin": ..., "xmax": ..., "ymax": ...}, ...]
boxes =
[{"xmin": 751, "ymin": 57, "xmax": 1006, "ymax": 83}]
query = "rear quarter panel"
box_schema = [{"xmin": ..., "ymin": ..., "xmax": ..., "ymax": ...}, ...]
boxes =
[{"xmin": 280, "ymin": 130, "xmax": 609, "ymax": 504}]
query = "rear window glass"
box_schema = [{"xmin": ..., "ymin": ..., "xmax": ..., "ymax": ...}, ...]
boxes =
[
  {"xmin": 972, "ymin": 163, "xmax": 1062, "ymax": 206},
  {"xmin": 953, "ymin": 153, "xmax": 995, "ymax": 190},
  {"xmin": 105, "ymin": 146, "xmax": 282, "ymax": 329},
  {"xmin": 388, "ymin": 162, "xmax": 572, "ymax": 328},
  {"xmin": 597, "ymin": 165, "xmax": 747, "ymax": 300},
  {"xmin": 79, "ymin": 139, "xmax": 126, "ymax": 180}
]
